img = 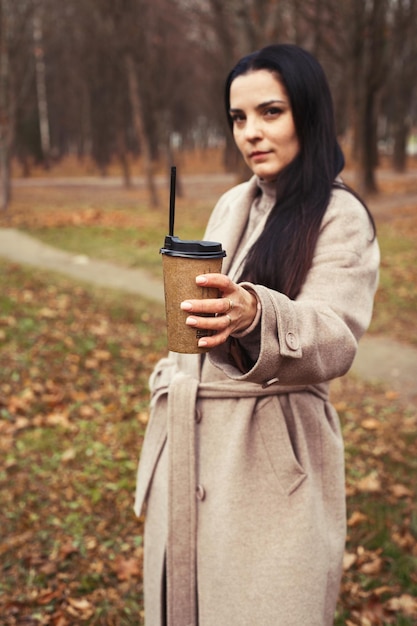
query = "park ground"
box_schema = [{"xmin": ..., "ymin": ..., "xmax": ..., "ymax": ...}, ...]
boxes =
[{"xmin": 0, "ymin": 154, "xmax": 417, "ymax": 624}]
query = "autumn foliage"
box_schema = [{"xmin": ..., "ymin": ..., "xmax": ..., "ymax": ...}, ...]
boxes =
[
  {"xmin": 0, "ymin": 265, "xmax": 165, "ymax": 624},
  {"xmin": 1, "ymin": 168, "xmax": 417, "ymax": 624}
]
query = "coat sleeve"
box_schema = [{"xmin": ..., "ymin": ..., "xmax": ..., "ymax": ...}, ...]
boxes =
[{"xmin": 209, "ymin": 189, "xmax": 380, "ymax": 386}]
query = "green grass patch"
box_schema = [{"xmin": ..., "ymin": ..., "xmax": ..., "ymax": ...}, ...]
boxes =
[
  {"xmin": 18, "ymin": 195, "xmax": 417, "ymax": 347},
  {"xmin": 19, "ymin": 197, "xmax": 213, "ymax": 279},
  {"xmin": 2, "ymin": 183, "xmax": 417, "ymax": 623},
  {"xmin": 369, "ymin": 223, "xmax": 417, "ymax": 346},
  {"xmin": 31, "ymin": 225, "xmax": 166, "ymax": 277},
  {"xmin": 1, "ymin": 261, "xmax": 416, "ymax": 624},
  {"xmin": 0, "ymin": 261, "xmax": 166, "ymax": 624},
  {"xmin": 331, "ymin": 376, "xmax": 417, "ymax": 624}
]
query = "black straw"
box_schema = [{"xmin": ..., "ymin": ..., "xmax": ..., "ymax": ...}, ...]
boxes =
[{"xmin": 169, "ymin": 166, "xmax": 176, "ymax": 236}]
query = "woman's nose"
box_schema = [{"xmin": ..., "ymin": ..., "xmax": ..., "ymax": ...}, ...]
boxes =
[{"xmin": 244, "ymin": 116, "xmax": 262, "ymax": 140}]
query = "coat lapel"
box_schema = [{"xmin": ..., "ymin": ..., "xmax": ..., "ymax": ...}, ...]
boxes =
[{"xmin": 206, "ymin": 176, "xmax": 259, "ymax": 276}]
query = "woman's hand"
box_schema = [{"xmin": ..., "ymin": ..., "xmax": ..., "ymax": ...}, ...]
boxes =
[{"xmin": 180, "ymin": 274, "xmax": 258, "ymax": 349}]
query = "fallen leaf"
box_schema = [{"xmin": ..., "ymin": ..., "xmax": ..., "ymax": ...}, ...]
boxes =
[
  {"xmin": 8, "ymin": 395, "xmax": 28, "ymax": 414},
  {"xmin": 343, "ymin": 551, "xmax": 357, "ymax": 570},
  {"xmin": 85, "ymin": 358, "xmax": 99, "ymax": 369},
  {"xmin": 389, "ymin": 484, "xmax": 413, "ymax": 498},
  {"xmin": 348, "ymin": 510, "xmax": 368, "ymax": 527},
  {"xmin": 15, "ymin": 416, "xmax": 30, "ymax": 429},
  {"xmin": 360, "ymin": 417, "xmax": 380, "ymax": 430},
  {"xmin": 357, "ymin": 472, "xmax": 382, "ymax": 493},
  {"xmin": 137, "ymin": 411, "xmax": 149, "ymax": 425},
  {"xmin": 52, "ymin": 615, "xmax": 69, "ymax": 626},
  {"xmin": 39, "ymin": 561, "xmax": 58, "ymax": 576},
  {"xmin": 360, "ymin": 556, "xmax": 384, "ymax": 575},
  {"xmin": 61, "ymin": 447, "xmax": 77, "ymax": 462},
  {"xmin": 36, "ymin": 587, "xmax": 61, "ymax": 604},
  {"xmin": 39, "ymin": 307, "xmax": 57, "ymax": 319},
  {"xmin": 45, "ymin": 412, "xmax": 72, "ymax": 428},
  {"xmin": 59, "ymin": 540, "xmax": 79, "ymax": 560},
  {"xmin": 112, "ymin": 556, "xmax": 141, "ymax": 581},
  {"xmin": 0, "ymin": 531, "xmax": 33, "ymax": 556},
  {"xmin": 385, "ymin": 390, "xmax": 399, "ymax": 400},
  {"xmin": 67, "ymin": 597, "xmax": 93, "ymax": 610},
  {"xmin": 391, "ymin": 530, "xmax": 416, "ymax": 550},
  {"xmin": 373, "ymin": 585, "xmax": 396, "ymax": 596},
  {"xmin": 93, "ymin": 349, "xmax": 111, "ymax": 361},
  {"xmin": 66, "ymin": 596, "xmax": 94, "ymax": 619},
  {"xmin": 385, "ymin": 594, "xmax": 417, "ymax": 616},
  {"xmin": 79, "ymin": 405, "xmax": 95, "ymax": 418}
]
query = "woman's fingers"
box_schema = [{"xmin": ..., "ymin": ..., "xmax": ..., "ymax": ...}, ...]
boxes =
[
  {"xmin": 179, "ymin": 273, "xmax": 258, "ymax": 347},
  {"xmin": 180, "ymin": 273, "xmax": 236, "ymax": 314},
  {"xmin": 184, "ymin": 312, "xmax": 233, "ymax": 330},
  {"xmin": 195, "ymin": 273, "xmax": 230, "ymax": 290},
  {"xmin": 180, "ymin": 296, "xmax": 233, "ymax": 316}
]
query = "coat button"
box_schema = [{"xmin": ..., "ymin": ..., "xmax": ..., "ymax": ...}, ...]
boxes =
[
  {"xmin": 262, "ymin": 377, "xmax": 279, "ymax": 388},
  {"xmin": 196, "ymin": 485, "xmax": 206, "ymax": 501},
  {"xmin": 286, "ymin": 331, "xmax": 300, "ymax": 350}
]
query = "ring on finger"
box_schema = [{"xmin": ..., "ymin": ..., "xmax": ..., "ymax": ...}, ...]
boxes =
[
  {"xmin": 226, "ymin": 314, "xmax": 232, "ymax": 326},
  {"xmin": 228, "ymin": 299, "xmax": 234, "ymax": 311}
]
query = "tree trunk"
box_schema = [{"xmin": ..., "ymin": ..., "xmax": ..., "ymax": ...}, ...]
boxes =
[
  {"xmin": 352, "ymin": 0, "xmax": 387, "ymax": 195},
  {"xmin": 125, "ymin": 53, "xmax": 159, "ymax": 207},
  {"xmin": 0, "ymin": 144, "xmax": 11, "ymax": 211},
  {"xmin": 0, "ymin": 0, "xmax": 12, "ymax": 210},
  {"xmin": 117, "ymin": 130, "xmax": 132, "ymax": 188},
  {"xmin": 33, "ymin": 0, "xmax": 51, "ymax": 167},
  {"xmin": 389, "ymin": 0, "xmax": 417, "ymax": 172},
  {"xmin": 392, "ymin": 121, "xmax": 408, "ymax": 172},
  {"xmin": 359, "ymin": 91, "xmax": 378, "ymax": 193}
]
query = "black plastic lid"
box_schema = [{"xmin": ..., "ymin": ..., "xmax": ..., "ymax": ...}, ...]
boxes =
[{"xmin": 160, "ymin": 235, "xmax": 226, "ymax": 259}]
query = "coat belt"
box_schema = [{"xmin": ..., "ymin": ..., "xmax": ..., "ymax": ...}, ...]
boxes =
[{"xmin": 165, "ymin": 372, "xmax": 327, "ymax": 626}]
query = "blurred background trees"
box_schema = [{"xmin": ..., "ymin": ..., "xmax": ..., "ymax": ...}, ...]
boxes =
[{"xmin": 1, "ymin": 0, "xmax": 416, "ymax": 209}]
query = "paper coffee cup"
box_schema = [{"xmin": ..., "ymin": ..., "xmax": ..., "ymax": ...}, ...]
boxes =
[{"xmin": 161, "ymin": 236, "xmax": 226, "ymax": 354}]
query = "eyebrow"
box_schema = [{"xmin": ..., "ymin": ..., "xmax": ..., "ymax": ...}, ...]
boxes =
[{"xmin": 229, "ymin": 98, "xmax": 287, "ymax": 114}]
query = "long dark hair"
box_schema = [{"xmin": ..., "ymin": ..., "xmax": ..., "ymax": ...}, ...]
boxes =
[{"xmin": 225, "ymin": 44, "xmax": 376, "ymax": 299}]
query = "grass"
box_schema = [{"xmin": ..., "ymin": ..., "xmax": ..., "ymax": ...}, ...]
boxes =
[
  {"xmin": 331, "ymin": 375, "xmax": 417, "ymax": 625},
  {"xmin": 0, "ymin": 263, "xmax": 166, "ymax": 625},
  {"xmin": 6, "ymin": 178, "xmax": 219, "ymax": 279},
  {"xmin": 369, "ymin": 223, "xmax": 417, "ymax": 346},
  {"xmin": 1, "ymin": 158, "xmax": 417, "ymax": 624},
  {"xmin": 7, "ymin": 174, "xmax": 417, "ymax": 347},
  {"xmin": 24, "ymin": 227, "xmax": 413, "ymax": 336},
  {"xmin": 1, "ymin": 261, "xmax": 416, "ymax": 625}
]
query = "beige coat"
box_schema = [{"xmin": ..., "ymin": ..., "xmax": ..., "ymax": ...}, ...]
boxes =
[{"xmin": 135, "ymin": 176, "xmax": 380, "ymax": 626}]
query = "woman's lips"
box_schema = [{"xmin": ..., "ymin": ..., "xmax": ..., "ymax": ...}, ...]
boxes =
[{"xmin": 249, "ymin": 151, "xmax": 270, "ymax": 161}]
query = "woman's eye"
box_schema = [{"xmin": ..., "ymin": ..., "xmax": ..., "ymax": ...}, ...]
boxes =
[
  {"xmin": 231, "ymin": 114, "xmax": 245, "ymax": 125},
  {"xmin": 264, "ymin": 107, "xmax": 283, "ymax": 118}
]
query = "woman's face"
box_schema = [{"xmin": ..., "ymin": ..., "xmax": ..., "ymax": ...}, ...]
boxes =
[{"xmin": 229, "ymin": 69, "xmax": 300, "ymax": 181}]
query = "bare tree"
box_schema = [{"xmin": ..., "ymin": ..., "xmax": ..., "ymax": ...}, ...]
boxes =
[
  {"xmin": 386, "ymin": 0, "xmax": 417, "ymax": 171},
  {"xmin": 32, "ymin": 0, "xmax": 50, "ymax": 166},
  {"xmin": 313, "ymin": 0, "xmax": 389, "ymax": 194},
  {"xmin": 125, "ymin": 52, "xmax": 159, "ymax": 206},
  {"xmin": 0, "ymin": 0, "xmax": 13, "ymax": 209},
  {"xmin": 0, "ymin": 0, "xmax": 34, "ymax": 209},
  {"xmin": 4, "ymin": 0, "xmax": 415, "ymax": 202}
]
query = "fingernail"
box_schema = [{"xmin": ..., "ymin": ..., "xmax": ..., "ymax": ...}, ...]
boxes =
[
  {"xmin": 180, "ymin": 301, "xmax": 192, "ymax": 311},
  {"xmin": 196, "ymin": 275, "xmax": 207, "ymax": 285},
  {"xmin": 198, "ymin": 339, "xmax": 208, "ymax": 347},
  {"xmin": 186, "ymin": 317, "xmax": 198, "ymax": 326}
]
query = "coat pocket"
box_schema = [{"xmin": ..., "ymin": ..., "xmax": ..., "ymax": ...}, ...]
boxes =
[{"xmin": 255, "ymin": 395, "xmax": 307, "ymax": 496}]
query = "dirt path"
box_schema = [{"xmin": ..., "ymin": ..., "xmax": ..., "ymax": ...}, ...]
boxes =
[
  {"xmin": 1, "ymin": 223, "xmax": 416, "ymax": 407},
  {"xmin": 0, "ymin": 227, "xmax": 164, "ymax": 302}
]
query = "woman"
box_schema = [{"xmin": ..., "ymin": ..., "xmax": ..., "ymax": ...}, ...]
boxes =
[{"xmin": 135, "ymin": 44, "xmax": 379, "ymax": 626}]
